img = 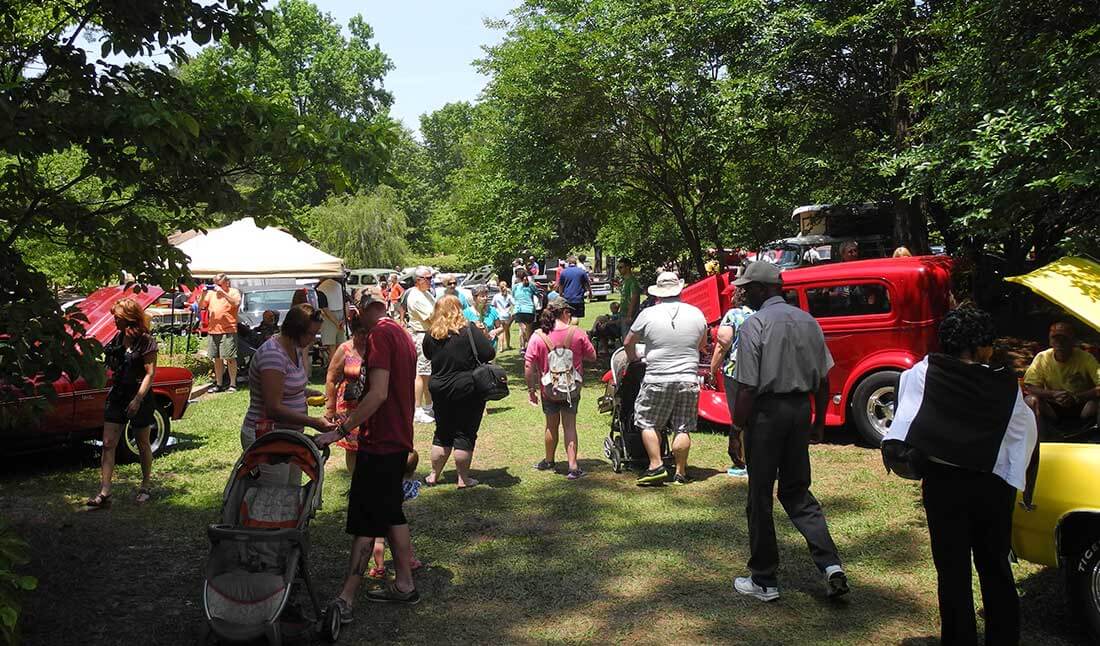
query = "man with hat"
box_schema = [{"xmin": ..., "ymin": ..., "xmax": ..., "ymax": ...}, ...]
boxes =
[
  {"xmin": 731, "ymin": 261, "xmax": 848, "ymax": 602},
  {"xmin": 623, "ymin": 271, "xmax": 708, "ymax": 485}
]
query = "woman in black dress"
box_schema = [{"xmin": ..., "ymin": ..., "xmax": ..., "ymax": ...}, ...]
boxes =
[
  {"xmin": 422, "ymin": 295, "xmax": 496, "ymax": 489},
  {"xmin": 86, "ymin": 297, "xmax": 158, "ymax": 507}
]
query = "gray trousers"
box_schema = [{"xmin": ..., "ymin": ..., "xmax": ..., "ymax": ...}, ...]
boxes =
[{"xmin": 745, "ymin": 393, "xmax": 840, "ymax": 587}]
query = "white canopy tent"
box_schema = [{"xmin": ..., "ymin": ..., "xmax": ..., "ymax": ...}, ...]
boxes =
[{"xmin": 176, "ymin": 217, "xmax": 344, "ymax": 279}]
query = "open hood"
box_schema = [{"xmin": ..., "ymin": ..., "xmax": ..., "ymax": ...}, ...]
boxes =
[
  {"xmin": 1005, "ymin": 256, "xmax": 1100, "ymax": 334},
  {"xmin": 73, "ymin": 285, "xmax": 165, "ymax": 346}
]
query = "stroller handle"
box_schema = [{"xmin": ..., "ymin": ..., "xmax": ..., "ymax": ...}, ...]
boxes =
[{"xmin": 208, "ymin": 524, "xmax": 304, "ymax": 544}]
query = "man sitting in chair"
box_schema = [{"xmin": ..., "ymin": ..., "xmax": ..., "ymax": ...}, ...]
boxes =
[{"xmin": 1023, "ymin": 319, "xmax": 1100, "ymax": 438}]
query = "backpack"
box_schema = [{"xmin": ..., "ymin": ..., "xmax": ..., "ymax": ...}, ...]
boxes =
[{"xmin": 537, "ymin": 328, "xmax": 582, "ymax": 403}]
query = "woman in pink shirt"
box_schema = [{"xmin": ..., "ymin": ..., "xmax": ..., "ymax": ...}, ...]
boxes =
[{"xmin": 524, "ymin": 298, "xmax": 596, "ymax": 480}]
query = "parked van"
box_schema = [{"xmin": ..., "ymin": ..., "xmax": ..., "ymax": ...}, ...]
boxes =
[
  {"xmin": 663, "ymin": 255, "xmax": 955, "ymax": 445},
  {"xmin": 346, "ymin": 268, "xmax": 391, "ymax": 301}
]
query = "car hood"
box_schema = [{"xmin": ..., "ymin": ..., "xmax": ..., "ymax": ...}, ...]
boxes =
[
  {"xmin": 74, "ymin": 285, "xmax": 165, "ymax": 345},
  {"xmin": 1005, "ymin": 256, "xmax": 1100, "ymax": 335}
]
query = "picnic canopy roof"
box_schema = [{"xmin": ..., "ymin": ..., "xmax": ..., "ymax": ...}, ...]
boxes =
[
  {"xmin": 1005, "ymin": 256, "xmax": 1100, "ymax": 334},
  {"xmin": 175, "ymin": 217, "xmax": 344, "ymax": 279}
]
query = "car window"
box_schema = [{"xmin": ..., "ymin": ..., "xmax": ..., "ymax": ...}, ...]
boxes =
[
  {"xmin": 244, "ymin": 289, "xmax": 297, "ymax": 313},
  {"xmin": 805, "ymin": 283, "xmax": 891, "ymax": 318},
  {"xmin": 784, "ymin": 289, "xmax": 800, "ymax": 307},
  {"xmin": 347, "ymin": 275, "xmax": 359, "ymax": 285},
  {"xmin": 363, "ymin": 274, "xmax": 376, "ymax": 285}
]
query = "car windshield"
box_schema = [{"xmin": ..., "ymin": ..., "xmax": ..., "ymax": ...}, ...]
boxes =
[
  {"xmin": 243, "ymin": 289, "xmax": 297, "ymax": 313},
  {"xmin": 761, "ymin": 245, "xmax": 803, "ymax": 268}
]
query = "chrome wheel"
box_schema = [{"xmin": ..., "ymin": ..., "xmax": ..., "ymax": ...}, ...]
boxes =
[
  {"xmin": 120, "ymin": 405, "xmax": 170, "ymax": 462},
  {"xmin": 865, "ymin": 386, "xmax": 895, "ymax": 435}
]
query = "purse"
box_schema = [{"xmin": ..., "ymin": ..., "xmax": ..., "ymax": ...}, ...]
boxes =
[{"xmin": 466, "ymin": 323, "xmax": 509, "ymax": 401}]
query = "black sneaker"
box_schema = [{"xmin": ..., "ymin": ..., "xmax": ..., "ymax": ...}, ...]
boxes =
[
  {"xmin": 636, "ymin": 466, "xmax": 667, "ymax": 486},
  {"xmin": 365, "ymin": 584, "xmax": 420, "ymax": 605},
  {"xmin": 825, "ymin": 567, "xmax": 850, "ymax": 599},
  {"xmin": 534, "ymin": 459, "xmax": 555, "ymax": 471},
  {"xmin": 671, "ymin": 473, "xmax": 691, "ymax": 485}
]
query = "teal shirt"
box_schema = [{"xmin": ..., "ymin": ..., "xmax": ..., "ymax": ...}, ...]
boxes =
[
  {"xmin": 464, "ymin": 305, "xmax": 500, "ymax": 346},
  {"xmin": 513, "ymin": 283, "xmax": 536, "ymax": 314},
  {"xmin": 719, "ymin": 306, "xmax": 755, "ymax": 378}
]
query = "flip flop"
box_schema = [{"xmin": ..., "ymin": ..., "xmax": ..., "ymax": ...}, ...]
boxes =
[
  {"xmin": 135, "ymin": 488, "xmax": 152, "ymax": 504},
  {"xmin": 85, "ymin": 493, "xmax": 111, "ymax": 508},
  {"xmin": 456, "ymin": 479, "xmax": 480, "ymax": 490}
]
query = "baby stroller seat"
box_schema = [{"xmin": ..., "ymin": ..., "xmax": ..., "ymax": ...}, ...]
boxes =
[
  {"xmin": 603, "ymin": 346, "xmax": 673, "ymax": 473},
  {"xmin": 201, "ymin": 431, "xmax": 341, "ymax": 645}
]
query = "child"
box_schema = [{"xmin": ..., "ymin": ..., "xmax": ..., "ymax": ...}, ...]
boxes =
[
  {"xmin": 368, "ymin": 449, "xmax": 425, "ymax": 578},
  {"xmin": 588, "ymin": 301, "xmax": 623, "ymax": 355}
]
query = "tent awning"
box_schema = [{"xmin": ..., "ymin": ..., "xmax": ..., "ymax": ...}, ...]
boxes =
[
  {"xmin": 176, "ymin": 218, "xmax": 344, "ymax": 279},
  {"xmin": 1005, "ymin": 256, "xmax": 1100, "ymax": 334}
]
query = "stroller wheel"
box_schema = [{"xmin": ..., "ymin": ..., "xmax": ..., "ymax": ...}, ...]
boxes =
[
  {"xmin": 321, "ymin": 602, "xmax": 342, "ymax": 642},
  {"xmin": 603, "ymin": 435, "xmax": 614, "ymax": 460},
  {"xmin": 611, "ymin": 436, "xmax": 625, "ymax": 473}
]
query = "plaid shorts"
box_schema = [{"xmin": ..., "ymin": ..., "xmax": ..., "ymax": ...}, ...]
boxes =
[{"xmin": 634, "ymin": 380, "xmax": 700, "ymax": 435}]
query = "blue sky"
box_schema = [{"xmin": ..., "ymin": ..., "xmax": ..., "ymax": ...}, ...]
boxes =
[{"xmin": 309, "ymin": 1, "xmax": 517, "ymax": 129}]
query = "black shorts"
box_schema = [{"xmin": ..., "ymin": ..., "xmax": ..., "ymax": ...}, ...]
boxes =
[
  {"xmin": 567, "ymin": 301, "xmax": 585, "ymax": 318},
  {"xmin": 432, "ymin": 398, "xmax": 486, "ymax": 452},
  {"xmin": 514, "ymin": 312, "xmax": 535, "ymax": 325},
  {"xmin": 346, "ymin": 451, "xmax": 409, "ymax": 537},
  {"xmin": 103, "ymin": 387, "xmax": 156, "ymax": 427}
]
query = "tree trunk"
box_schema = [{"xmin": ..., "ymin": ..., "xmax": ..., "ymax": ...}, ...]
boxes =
[{"xmin": 888, "ymin": 1, "xmax": 930, "ymax": 255}]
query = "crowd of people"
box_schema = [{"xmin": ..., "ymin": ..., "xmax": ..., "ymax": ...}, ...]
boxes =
[{"xmin": 82, "ymin": 252, "xmax": 1100, "ymax": 644}]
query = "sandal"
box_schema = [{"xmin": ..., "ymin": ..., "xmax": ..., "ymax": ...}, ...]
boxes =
[
  {"xmin": 85, "ymin": 493, "xmax": 112, "ymax": 508},
  {"xmin": 367, "ymin": 566, "xmax": 387, "ymax": 579},
  {"xmin": 135, "ymin": 488, "xmax": 152, "ymax": 504}
]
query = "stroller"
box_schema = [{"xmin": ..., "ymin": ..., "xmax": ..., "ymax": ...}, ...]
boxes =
[
  {"xmin": 600, "ymin": 345, "xmax": 673, "ymax": 473},
  {"xmin": 201, "ymin": 431, "xmax": 341, "ymax": 645}
]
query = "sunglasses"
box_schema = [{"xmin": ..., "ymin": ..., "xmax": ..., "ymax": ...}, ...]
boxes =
[{"xmin": 445, "ymin": 282, "xmax": 457, "ymax": 287}]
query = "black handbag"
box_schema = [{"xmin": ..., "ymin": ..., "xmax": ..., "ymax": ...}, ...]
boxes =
[{"xmin": 467, "ymin": 324, "xmax": 509, "ymax": 401}]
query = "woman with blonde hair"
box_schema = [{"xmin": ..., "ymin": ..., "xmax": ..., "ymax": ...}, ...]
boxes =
[
  {"xmin": 86, "ymin": 298, "xmax": 158, "ymax": 507},
  {"xmin": 422, "ymin": 295, "xmax": 496, "ymax": 488}
]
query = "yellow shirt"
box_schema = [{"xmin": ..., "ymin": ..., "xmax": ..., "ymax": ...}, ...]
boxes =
[{"xmin": 1023, "ymin": 348, "xmax": 1100, "ymax": 394}]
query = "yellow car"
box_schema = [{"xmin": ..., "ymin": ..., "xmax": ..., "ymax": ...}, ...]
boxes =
[
  {"xmin": 1007, "ymin": 257, "xmax": 1100, "ymax": 641},
  {"xmin": 1012, "ymin": 443, "xmax": 1100, "ymax": 641}
]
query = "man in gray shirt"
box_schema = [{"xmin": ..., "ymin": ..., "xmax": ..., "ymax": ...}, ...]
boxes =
[
  {"xmin": 624, "ymin": 272, "xmax": 708, "ymax": 486},
  {"xmin": 731, "ymin": 261, "xmax": 848, "ymax": 602}
]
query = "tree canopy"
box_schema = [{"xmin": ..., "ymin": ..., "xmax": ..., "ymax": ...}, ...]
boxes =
[{"xmin": 0, "ymin": 0, "xmax": 393, "ymax": 415}]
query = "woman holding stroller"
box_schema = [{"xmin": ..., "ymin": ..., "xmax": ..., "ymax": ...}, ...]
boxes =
[
  {"xmin": 524, "ymin": 297, "xmax": 596, "ymax": 480},
  {"xmin": 325, "ymin": 313, "xmax": 370, "ymax": 473},
  {"xmin": 422, "ymin": 295, "xmax": 497, "ymax": 489},
  {"xmin": 241, "ymin": 303, "xmax": 336, "ymax": 486},
  {"xmin": 85, "ymin": 298, "xmax": 158, "ymax": 508}
]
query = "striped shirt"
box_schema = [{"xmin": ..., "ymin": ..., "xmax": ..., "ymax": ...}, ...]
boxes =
[{"xmin": 242, "ymin": 336, "xmax": 309, "ymax": 433}]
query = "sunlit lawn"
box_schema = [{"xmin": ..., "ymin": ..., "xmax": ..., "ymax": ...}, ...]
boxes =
[{"xmin": 2, "ymin": 301, "xmax": 1088, "ymax": 645}]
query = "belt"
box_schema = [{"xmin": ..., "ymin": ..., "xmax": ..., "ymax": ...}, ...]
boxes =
[{"xmin": 757, "ymin": 391, "xmax": 810, "ymax": 399}]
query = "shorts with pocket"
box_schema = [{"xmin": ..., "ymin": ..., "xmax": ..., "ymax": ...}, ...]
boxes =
[
  {"xmin": 634, "ymin": 380, "xmax": 700, "ymax": 435},
  {"xmin": 346, "ymin": 451, "xmax": 409, "ymax": 537},
  {"xmin": 413, "ymin": 332, "xmax": 432, "ymax": 376},
  {"xmin": 541, "ymin": 390, "xmax": 581, "ymax": 416},
  {"xmin": 207, "ymin": 333, "xmax": 238, "ymax": 359},
  {"xmin": 103, "ymin": 386, "xmax": 155, "ymax": 427}
]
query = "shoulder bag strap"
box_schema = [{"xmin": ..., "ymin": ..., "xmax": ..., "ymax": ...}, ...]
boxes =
[{"xmin": 466, "ymin": 323, "xmax": 484, "ymax": 366}]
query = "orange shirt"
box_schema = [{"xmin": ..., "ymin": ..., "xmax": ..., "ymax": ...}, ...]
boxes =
[
  {"xmin": 385, "ymin": 284, "xmax": 405, "ymax": 303},
  {"xmin": 204, "ymin": 288, "xmax": 241, "ymax": 334}
]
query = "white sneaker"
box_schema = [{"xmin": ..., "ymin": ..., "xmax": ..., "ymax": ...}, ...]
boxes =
[
  {"xmin": 414, "ymin": 409, "xmax": 435, "ymax": 424},
  {"xmin": 734, "ymin": 576, "xmax": 779, "ymax": 602}
]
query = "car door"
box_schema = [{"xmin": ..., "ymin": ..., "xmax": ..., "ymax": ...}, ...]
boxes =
[
  {"xmin": 71, "ymin": 373, "xmax": 109, "ymax": 433},
  {"xmin": 36, "ymin": 374, "xmax": 76, "ymax": 435}
]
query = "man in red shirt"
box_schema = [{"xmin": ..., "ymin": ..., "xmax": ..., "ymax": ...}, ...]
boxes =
[{"xmin": 315, "ymin": 300, "xmax": 419, "ymax": 617}]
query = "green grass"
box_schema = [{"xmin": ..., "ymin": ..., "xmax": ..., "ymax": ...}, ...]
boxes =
[{"xmin": 2, "ymin": 300, "xmax": 1087, "ymax": 645}]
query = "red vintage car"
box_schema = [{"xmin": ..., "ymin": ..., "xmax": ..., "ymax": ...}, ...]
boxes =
[
  {"xmin": 6, "ymin": 285, "xmax": 194, "ymax": 460},
  {"xmin": 613, "ymin": 256, "xmax": 954, "ymax": 445}
]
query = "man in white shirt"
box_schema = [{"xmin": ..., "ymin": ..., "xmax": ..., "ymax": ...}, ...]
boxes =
[
  {"xmin": 623, "ymin": 272, "xmax": 708, "ymax": 486},
  {"xmin": 406, "ymin": 266, "xmax": 437, "ymax": 424}
]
